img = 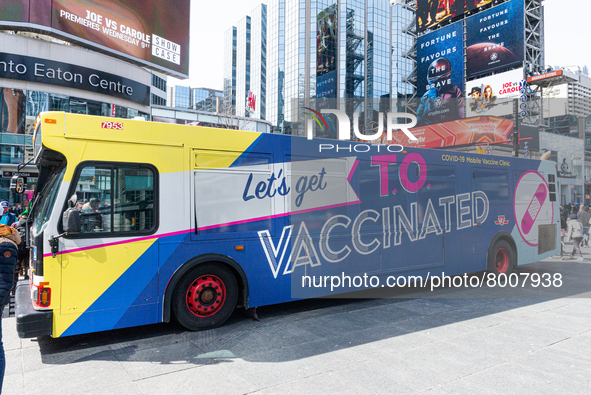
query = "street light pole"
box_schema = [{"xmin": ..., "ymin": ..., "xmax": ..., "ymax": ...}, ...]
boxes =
[{"xmin": 512, "ymin": 98, "xmax": 520, "ymax": 157}]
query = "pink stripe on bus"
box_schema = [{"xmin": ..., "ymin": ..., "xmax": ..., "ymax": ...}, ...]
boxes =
[
  {"xmin": 44, "ymin": 200, "xmax": 362, "ymax": 257},
  {"xmin": 43, "ymin": 229, "xmax": 192, "ymax": 257}
]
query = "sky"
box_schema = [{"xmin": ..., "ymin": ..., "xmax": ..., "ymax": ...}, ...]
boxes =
[{"xmin": 171, "ymin": 0, "xmax": 591, "ymax": 90}]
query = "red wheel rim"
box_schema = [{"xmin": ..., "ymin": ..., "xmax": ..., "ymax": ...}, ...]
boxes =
[
  {"xmin": 495, "ymin": 248, "xmax": 509, "ymax": 273},
  {"xmin": 186, "ymin": 275, "xmax": 226, "ymax": 317}
]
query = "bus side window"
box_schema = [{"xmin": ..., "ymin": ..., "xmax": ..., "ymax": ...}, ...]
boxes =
[
  {"xmin": 75, "ymin": 166, "xmax": 112, "ymax": 233},
  {"xmin": 472, "ymin": 168, "xmax": 509, "ymax": 201},
  {"xmin": 66, "ymin": 163, "xmax": 156, "ymax": 237},
  {"xmin": 113, "ymin": 167, "xmax": 155, "ymax": 232}
]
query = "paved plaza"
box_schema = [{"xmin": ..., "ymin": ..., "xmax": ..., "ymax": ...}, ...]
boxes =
[{"xmin": 3, "ymin": 248, "xmax": 591, "ymax": 395}]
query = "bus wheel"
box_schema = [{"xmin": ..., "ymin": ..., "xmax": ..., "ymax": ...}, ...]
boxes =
[
  {"xmin": 172, "ymin": 263, "xmax": 238, "ymax": 331},
  {"xmin": 487, "ymin": 240, "xmax": 516, "ymax": 276}
]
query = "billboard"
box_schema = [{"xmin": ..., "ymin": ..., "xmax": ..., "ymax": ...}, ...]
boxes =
[
  {"xmin": 1, "ymin": 88, "xmax": 26, "ymax": 135},
  {"xmin": 390, "ymin": 116, "xmax": 514, "ymax": 148},
  {"xmin": 416, "ymin": 21, "xmax": 465, "ymax": 126},
  {"xmin": 416, "ymin": 0, "xmax": 493, "ymax": 33},
  {"xmin": 527, "ymin": 70, "xmax": 563, "ymax": 83},
  {"xmin": 466, "ymin": 68, "xmax": 525, "ymax": 117},
  {"xmin": 0, "ymin": 0, "xmax": 190, "ymax": 78},
  {"xmin": 316, "ymin": 4, "xmax": 337, "ymax": 99},
  {"xmin": 0, "ymin": 52, "xmax": 150, "ymax": 106},
  {"xmin": 543, "ymin": 84, "xmax": 569, "ymax": 118},
  {"xmin": 465, "ymin": 0, "xmax": 525, "ymax": 78}
]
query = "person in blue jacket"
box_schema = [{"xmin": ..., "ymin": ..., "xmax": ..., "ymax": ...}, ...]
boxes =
[{"xmin": 0, "ymin": 202, "xmax": 16, "ymax": 227}]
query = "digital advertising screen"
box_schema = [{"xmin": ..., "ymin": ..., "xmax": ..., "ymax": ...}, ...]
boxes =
[
  {"xmin": 389, "ymin": 116, "xmax": 514, "ymax": 148},
  {"xmin": 416, "ymin": 21, "xmax": 465, "ymax": 126},
  {"xmin": 316, "ymin": 4, "xmax": 337, "ymax": 99},
  {"xmin": 465, "ymin": 68, "xmax": 525, "ymax": 117},
  {"xmin": 0, "ymin": 0, "xmax": 190, "ymax": 78},
  {"xmin": 416, "ymin": 0, "xmax": 493, "ymax": 33},
  {"xmin": 465, "ymin": 0, "xmax": 525, "ymax": 78}
]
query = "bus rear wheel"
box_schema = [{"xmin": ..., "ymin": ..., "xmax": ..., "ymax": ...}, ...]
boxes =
[
  {"xmin": 487, "ymin": 240, "xmax": 516, "ymax": 276},
  {"xmin": 172, "ymin": 263, "xmax": 238, "ymax": 331}
]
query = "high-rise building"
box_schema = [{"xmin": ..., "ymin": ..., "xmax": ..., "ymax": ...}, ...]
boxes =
[
  {"xmin": 167, "ymin": 86, "xmax": 223, "ymax": 113},
  {"xmin": 192, "ymin": 88, "xmax": 223, "ymax": 113},
  {"xmin": 234, "ymin": 0, "xmax": 416, "ymax": 135},
  {"xmin": 267, "ymin": 0, "xmax": 285, "ymax": 132},
  {"xmin": 250, "ymin": 4, "xmax": 268, "ymax": 120},
  {"xmin": 223, "ymin": 27, "xmax": 237, "ymax": 114},
  {"xmin": 224, "ymin": 5, "xmax": 267, "ymax": 118},
  {"xmin": 541, "ymin": 70, "xmax": 591, "ymax": 140},
  {"xmin": 151, "ymin": 73, "xmax": 168, "ymax": 107},
  {"xmin": 168, "ymin": 85, "xmax": 192, "ymax": 109}
]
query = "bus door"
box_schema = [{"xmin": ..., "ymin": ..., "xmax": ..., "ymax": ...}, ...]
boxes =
[
  {"xmin": 58, "ymin": 164, "xmax": 159, "ymax": 334},
  {"xmin": 413, "ymin": 164, "xmax": 460, "ymax": 274}
]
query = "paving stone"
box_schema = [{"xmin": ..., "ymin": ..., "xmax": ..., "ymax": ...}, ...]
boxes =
[
  {"xmin": 21, "ymin": 343, "xmax": 116, "ymax": 373},
  {"xmin": 134, "ymin": 364, "xmax": 255, "ymax": 395},
  {"xmin": 460, "ymin": 361, "xmax": 587, "ymax": 394},
  {"xmin": 2, "ymin": 317, "xmax": 21, "ymax": 352},
  {"xmin": 2, "ymin": 373, "xmax": 24, "ymax": 395},
  {"xmin": 4, "ymin": 349, "xmax": 22, "ymax": 376},
  {"xmin": 74, "ymin": 382, "xmax": 143, "ymax": 395},
  {"xmin": 511, "ymin": 346, "xmax": 591, "ymax": 385},
  {"xmin": 114, "ymin": 341, "xmax": 216, "ymax": 381},
  {"xmin": 251, "ymin": 370, "xmax": 370, "ymax": 395},
  {"xmin": 22, "ymin": 359, "xmax": 132, "ymax": 395}
]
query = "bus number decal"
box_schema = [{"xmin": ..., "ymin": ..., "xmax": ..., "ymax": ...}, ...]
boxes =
[{"xmin": 101, "ymin": 121, "xmax": 123, "ymax": 130}]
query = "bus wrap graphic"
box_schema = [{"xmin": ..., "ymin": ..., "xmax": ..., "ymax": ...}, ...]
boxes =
[
  {"xmin": 23, "ymin": 112, "xmax": 560, "ymax": 338},
  {"xmin": 513, "ymin": 171, "xmax": 553, "ymax": 246}
]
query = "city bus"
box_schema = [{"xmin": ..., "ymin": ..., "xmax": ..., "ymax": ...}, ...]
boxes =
[{"xmin": 15, "ymin": 112, "xmax": 560, "ymax": 338}]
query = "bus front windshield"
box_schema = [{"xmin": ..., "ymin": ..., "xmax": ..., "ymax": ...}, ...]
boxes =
[{"xmin": 33, "ymin": 167, "xmax": 66, "ymax": 236}]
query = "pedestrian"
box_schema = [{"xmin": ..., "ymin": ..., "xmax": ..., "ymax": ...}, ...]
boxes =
[
  {"xmin": 15, "ymin": 213, "xmax": 29, "ymax": 280},
  {"xmin": 0, "ymin": 223, "xmax": 20, "ymax": 392},
  {"xmin": 564, "ymin": 213, "xmax": 584, "ymax": 261},
  {"xmin": 577, "ymin": 205, "xmax": 591, "ymax": 247},
  {"xmin": 560, "ymin": 207, "xmax": 567, "ymax": 256},
  {"xmin": 0, "ymin": 202, "xmax": 16, "ymax": 227},
  {"xmin": 561, "ymin": 205, "xmax": 570, "ymax": 223}
]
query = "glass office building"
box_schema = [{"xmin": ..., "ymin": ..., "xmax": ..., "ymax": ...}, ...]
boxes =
[
  {"xmin": 235, "ymin": 16, "xmax": 251, "ymax": 118},
  {"xmin": 170, "ymin": 85, "xmax": 192, "ymax": 109},
  {"xmin": 225, "ymin": 5, "xmax": 268, "ymax": 119},
  {"xmin": 192, "ymin": 88, "xmax": 223, "ymax": 113},
  {"xmin": 391, "ymin": 2, "xmax": 414, "ymax": 101},
  {"xmin": 267, "ymin": 0, "xmax": 285, "ymax": 132},
  {"xmin": 168, "ymin": 86, "xmax": 223, "ymax": 113},
  {"xmin": 250, "ymin": 4, "xmax": 267, "ymax": 120},
  {"xmin": 259, "ymin": 0, "xmax": 415, "ymax": 135},
  {"xmin": 223, "ymin": 27, "xmax": 238, "ymax": 114}
]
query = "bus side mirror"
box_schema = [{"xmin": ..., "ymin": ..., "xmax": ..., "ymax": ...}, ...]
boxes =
[
  {"xmin": 10, "ymin": 175, "xmax": 26, "ymax": 194},
  {"xmin": 63, "ymin": 208, "xmax": 81, "ymax": 234}
]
